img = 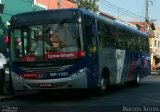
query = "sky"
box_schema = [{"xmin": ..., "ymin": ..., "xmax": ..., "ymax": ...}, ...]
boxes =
[{"xmin": 98, "ymin": 0, "xmax": 160, "ymax": 25}]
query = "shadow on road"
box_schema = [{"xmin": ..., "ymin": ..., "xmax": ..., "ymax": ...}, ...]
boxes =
[{"xmin": 2, "ymin": 75, "xmax": 160, "ymax": 105}]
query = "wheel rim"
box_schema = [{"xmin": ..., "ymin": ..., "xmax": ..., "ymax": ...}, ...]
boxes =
[
  {"xmin": 137, "ymin": 73, "xmax": 140, "ymax": 84},
  {"xmin": 100, "ymin": 78, "xmax": 106, "ymax": 90}
]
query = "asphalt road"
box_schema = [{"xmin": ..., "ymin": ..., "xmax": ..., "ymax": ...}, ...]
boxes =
[{"xmin": 0, "ymin": 75, "xmax": 160, "ymax": 112}]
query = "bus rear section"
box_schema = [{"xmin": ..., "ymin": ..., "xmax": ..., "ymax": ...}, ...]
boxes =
[{"xmin": 96, "ymin": 18, "xmax": 151, "ymax": 87}]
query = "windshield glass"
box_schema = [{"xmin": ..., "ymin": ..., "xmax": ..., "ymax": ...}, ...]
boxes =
[{"xmin": 11, "ymin": 23, "xmax": 81, "ymax": 62}]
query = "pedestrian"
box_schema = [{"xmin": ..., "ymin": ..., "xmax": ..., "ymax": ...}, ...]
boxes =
[{"xmin": 0, "ymin": 49, "xmax": 7, "ymax": 95}]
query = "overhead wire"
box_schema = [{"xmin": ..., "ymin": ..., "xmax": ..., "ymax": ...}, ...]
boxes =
[
  {"xmin": 100, "ymin": 0, "xmax": 145, "ymax": 19},
  {"xmin": 98, "ymin": 0, "xmax": 145, "ymax": 21},
  {"xmin": 98, "ymin": 2, "xmax": 139, "ymax": 19}
]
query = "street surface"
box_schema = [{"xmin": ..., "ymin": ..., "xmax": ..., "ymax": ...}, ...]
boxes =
[{"xmin": 0, "ymin": 74, "xmax": 160, "ymax": 112}]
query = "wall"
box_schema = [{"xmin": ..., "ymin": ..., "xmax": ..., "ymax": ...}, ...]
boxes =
[
  {"xmin": 2, "ymin": 0, "xmax": 44, "ymax": 21},
  {"xmin": 35, "ymin": 0, "xmax": 76, "ymax": 9}
]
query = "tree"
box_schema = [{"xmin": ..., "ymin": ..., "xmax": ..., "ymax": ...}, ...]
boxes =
[{"xmin": 69, "ymin": 0, "xmax": 99, "ymax": 12}]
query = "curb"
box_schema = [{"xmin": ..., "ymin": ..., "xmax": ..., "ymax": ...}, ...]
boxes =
[
  {"xmin": 0, "ymin": 92, "xmax": 39, "ymax": 102},
  {"xmin": 0, "ymin": 95, "xmax": 13, "ymax": 102},
  {"xmin": 151, "ymin": 72, "xmax": 160, "ymax": 75},
  {"xmin": 151, "ymin": 72, "xmax": 159, "ymax": 75},
  {"xmin": 151, "ymin": 70, "xmax": 160, "ymax": 75},
  {"xmin": 0, "ymin": 94, "xmax": 28, "ymax": 102}
]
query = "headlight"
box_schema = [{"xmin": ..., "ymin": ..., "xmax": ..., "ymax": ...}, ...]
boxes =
[
  {"xmin": 70, "ymin": 67, "xmax": 87, "ymax": 79},
  {"xmin": 14, "ymin": 74, "xmax": 24, "ymax": 81}
]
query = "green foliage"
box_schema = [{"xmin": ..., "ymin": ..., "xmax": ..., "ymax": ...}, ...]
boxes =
[{"xmin": 77, "ymin": 0, "xmax": 99, "ymax": 12}]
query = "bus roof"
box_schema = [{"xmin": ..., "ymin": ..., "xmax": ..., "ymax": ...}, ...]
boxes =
[
  {"xmin": 77, "ymin": 8, "xmax": 148, "ymax": 37},
  {"xmin": 12, "ymin": 8, "xmax": 81, "ymax": 17},
  {"xmin": 90, "ymin": 11, "xmax": 148, "ymax": 37},
  {"xmin": 11, "ymin": 8, "xmax": 148, "ymax": 37},
  {"xmin": 11, "ymin": 8, "xmax": 82, "ymax": 27}
]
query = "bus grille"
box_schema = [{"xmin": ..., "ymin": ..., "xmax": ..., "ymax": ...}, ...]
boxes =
[{"xmin": 18, "ymin": 65, "xmax": 73, "ymax": 72}]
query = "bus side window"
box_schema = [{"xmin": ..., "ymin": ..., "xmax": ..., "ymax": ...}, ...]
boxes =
[
  {"xmin": 134, "ymin": 35, "xmax": 139, "ymax": 51},
  {"xmin": 84, "ymin": 16, "xmax": 97, "ymax": 53},
  {"xmin": 139, "ymin": 36, "xmax": 143, "ymax": 51},
  {"xmin": 118, "ymin": 29, "xmax": 126, "ymax": 50},
  {"xmin": 127, "ymin": 33, "xmax": 133, "ymax": 50},
  {"xmin": 97, "ymin": 22, "xmax": 117, "ymax": 48},
  {"xmin": 97, "ymin": 22, "xmax": 106, "ymax": 47},
  {"xmin": 129, "ymin": 33, "xmax": 136, "ymax": 50},
  {"xmin": 144, "ymin": 37, "xmax": 149, "ymax": 52},
  {"xmin": 106, "ymin": 25, "xmax": 117, "ymax": 48},
  {"xmin": 84, "ymin": 16, "xmax": 96, "ymax": 45}
]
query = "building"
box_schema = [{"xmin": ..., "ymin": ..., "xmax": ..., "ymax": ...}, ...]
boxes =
[
  {"xmin": 0, "ymin": 0, "xmax": 45, "ymax": 49},
  {"xmin": 152, "ymin": 26, "xmax": 160, "ymax": 69},
  {"xmin": 0, "ymin": 0, "xmax": 76, "ymax": 49},
  {"xmin": 129, "ymin": 22, "xmax": 145, "ymax": 32},
  {"xmin": 2, "ymin": 0, "xmax": 76, "ymax": 21},
  {"xmin": 34, "ymin": 0, "xmax": 76, "ymax": 9}
]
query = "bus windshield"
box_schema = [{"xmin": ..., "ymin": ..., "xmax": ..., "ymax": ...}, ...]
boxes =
[{"xmin": 11, "ymin": 23, "xmax": 81, "ymax": 62}]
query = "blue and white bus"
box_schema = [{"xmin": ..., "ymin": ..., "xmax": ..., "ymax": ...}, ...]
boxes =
[{"xmin": 8, "ymin": 8, "xmax": 150, "ymax": 94}]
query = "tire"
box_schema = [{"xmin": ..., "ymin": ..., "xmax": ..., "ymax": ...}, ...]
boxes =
[
  {"xmin": 125, "ymin": 69, "xmax": 141, "ymax": 87},
  {"xmin": 95, "ymin": 70, "xmax": 109, "ymax": 96},
  {"xmin": 0, "ymin": 69, "xmax": 5, "ymax": 95},
  {"xmin": 133, "ymin": 69, "xmax": 141, "ymax": 86}
]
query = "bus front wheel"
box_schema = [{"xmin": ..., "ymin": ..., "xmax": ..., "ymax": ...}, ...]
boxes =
[
  {"xmin": 95, "ymin": 70, "xmax": 110, "ymax": 96},
  {"xmin": 100, "ymin": 76, "xmax": 108, "ymax": 91}
]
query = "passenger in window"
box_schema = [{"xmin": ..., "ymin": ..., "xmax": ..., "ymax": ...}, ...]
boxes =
[
  {"xmin": 15, "ymin": 38, "xmax": 22, "ymax": 57},
  {"xmin": 50, "ymin": 33, "xmax": 65, "ymax": 52},
  {"xmin": 30, "ymin": 36, "xmax": 51, "ymax": 56}
]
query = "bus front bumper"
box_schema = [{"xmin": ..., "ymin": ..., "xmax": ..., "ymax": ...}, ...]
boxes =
[{"xmin": 12, "ymin": 68, "xmax": 88, "ymax": 91}]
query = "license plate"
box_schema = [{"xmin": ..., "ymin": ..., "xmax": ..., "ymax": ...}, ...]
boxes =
[{"xmin": 40, "ymin": 83, "xmax": 52, "ymax": 88}]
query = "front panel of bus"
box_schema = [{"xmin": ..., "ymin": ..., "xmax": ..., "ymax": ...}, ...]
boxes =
[{"xmin": 9, "ymin": 9, "xmax": 97, "ymax": 91}]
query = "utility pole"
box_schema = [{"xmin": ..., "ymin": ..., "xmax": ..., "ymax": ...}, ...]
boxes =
[
  {"xmin": 145, "ymin": 0, "xmax": 153, "ymax": 32},
  {"xmin": 32, "ymin": 0, "xmax": 36, "ymax": 11},
  {"xmin": 145, "ymin": 0, "xmax": 149, "ymax": 22},
  {"xmin": 58, "ymin": 0, "xmax": 62, "ymax": 8},
  {"xmin": 145, "ymin": 0, "xmax": 149, "ymax": 32}
]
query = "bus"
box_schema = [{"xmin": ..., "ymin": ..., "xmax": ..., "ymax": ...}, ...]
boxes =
[{"xmin": 8, "ymin": 8, "xmax": 150, "ymax": 94}]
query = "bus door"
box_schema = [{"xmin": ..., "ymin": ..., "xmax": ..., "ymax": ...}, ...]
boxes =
[
  {"xmin": 83, "ymin": 15, "xmax": 99, "ymax": 88},
  {"xmin": 97, "ymin": 22, "xmax": 118, "ymax": 84},
  {"xmin": 12, "ymin": 28, "xmax": 29, "ymax": 59}
]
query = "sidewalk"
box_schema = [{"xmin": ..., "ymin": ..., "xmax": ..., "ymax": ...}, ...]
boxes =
[
  {"xmin": 0, "ymin": 82, "xmax": 14, "ymax": 102},
  {"xmin": 151, "ymin": 70, "xmax": 160, "ymax": 75},
  {"xmin": 0, "ymin": 94, "xmax": 12, "ymax": 102},
  {"xmin": 0, "ymin": 70, "xmax": 159, "ymax": 102},
  {"xmin": 0, "ymin": 87, "xmax": 13, "ymax": 102},
  {"xmin": 0, "ymin": 91, "xmax": 38, "ymax": 102}
]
